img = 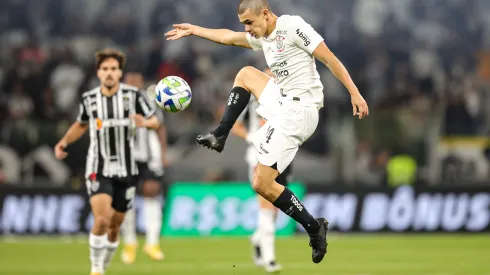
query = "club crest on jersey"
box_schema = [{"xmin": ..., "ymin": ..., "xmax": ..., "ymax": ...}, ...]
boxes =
[
  {"xmin": 96, "ymin": 118, "xmax": 103, "ymax": 130},
  {"xmin": 276, "ymin": 35, "xmax": 286, "ymax": 52}
]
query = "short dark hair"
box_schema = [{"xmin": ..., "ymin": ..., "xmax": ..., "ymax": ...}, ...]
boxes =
[
  {"xmin": 95, "ymin": 48, "xmax": 126, "ymax": 70},
  {"xmin": 237, "ymin": 0, "xmax": 271, "ymax": 15}
]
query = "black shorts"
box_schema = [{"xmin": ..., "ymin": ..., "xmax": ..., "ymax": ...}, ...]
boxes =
[
  {"xmin": 136, "ymin": 161, "xmax": 164, "ymax": 184},
  {"xmin": 250, "ymin": 162, "xmax": 293, "ymax": 186},
  {"xmin": 85, "ymin": 175, "xmax": 136, "ymax": 213},
  {"xmin": 275, "ymin": 163, "xmax": 292, "ymax": 186}
]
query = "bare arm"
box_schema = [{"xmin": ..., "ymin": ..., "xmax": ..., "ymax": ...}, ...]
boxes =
[
  {"xmin": 132, "ymin": 114, "xmax": 160, "ymax": 130},
  {"xmin": 165, "ymin": 24, "xmax": 252, "ymax": 49},
  {"xmin": 54, "ymin": 122, "xmax": 88, "ymax": 160},
  {"xmin": 313, "ymin": 42, "xmax": 369, "ymax": 118}
]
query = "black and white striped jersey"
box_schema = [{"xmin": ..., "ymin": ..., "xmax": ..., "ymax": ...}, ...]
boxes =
[
  {"xmin": 133, "ymin": 90, "xmax": 165, "ymax": 174},
  {"xmin": 77, "ymin": 83, "xmax": 155, "ymax": 179}
]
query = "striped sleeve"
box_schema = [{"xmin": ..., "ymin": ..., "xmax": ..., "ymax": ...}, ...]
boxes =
[
  {"xmin": 135, "ymin": 91, "xmax": 155, "ymax": 118},
  {"xmin": 76, "ymin": 97, "xmax": 89, "ymax": 124}
]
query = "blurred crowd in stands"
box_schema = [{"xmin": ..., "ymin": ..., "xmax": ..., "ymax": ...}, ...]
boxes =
[{"xmin": 1, "ymin": 0, "xmax": 490, "ymax": 186}]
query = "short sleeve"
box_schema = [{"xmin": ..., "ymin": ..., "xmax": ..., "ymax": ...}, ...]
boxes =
[
  {"xmin": 246, "ymin": 33, "xmax": 263, "ymax": 51},
  {"xmin": 76, "ymin": 99, "xmax": 89, "ymax": 124},
  {"xmin": 289, "ymin": 16, "xmax": 324, "ymax": 55},
  {"xmin": 135, "ymin": 91, "xmax": 156, "ymax": 118}
]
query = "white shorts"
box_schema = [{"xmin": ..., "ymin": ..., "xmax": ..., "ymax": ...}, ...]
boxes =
[{"xmin": 251, "ymin": 79, "xmax": 319, "ymax": 173}]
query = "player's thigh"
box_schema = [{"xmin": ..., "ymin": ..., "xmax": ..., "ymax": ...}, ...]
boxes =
[
  {"xmin": 142, "ymin": 180, "xmax": 161, "ymax": 197},
  {"xmin": 87, "ymin": 176, "xmax": 115, "ymax": 218},
  {"xmin": 112, "ymin": 179, "xmax": 136, "ymax": 213},
  {"xmin": 234, "ymin": 66, "xmax": 271, "ymax": 100},
  {"xmin": 138, "ymin": 162, "xmax": 163, "ymax": 197},
  {"xmin": 252, "ymin": 120, "xmax": 299, "ymax": 174}
]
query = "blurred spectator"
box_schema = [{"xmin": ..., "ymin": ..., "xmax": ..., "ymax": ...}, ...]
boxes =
[
  {"xmin": 49, "ymin": 48, "xmax": 85, "ymax": 117},
  {"xmin": 0, "ymin": 0, "xmax": 489, "ymax": 186}
]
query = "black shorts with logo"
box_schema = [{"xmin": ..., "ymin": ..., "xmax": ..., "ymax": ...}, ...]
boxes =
[
  {"xmin": 136, "ymin": 161, "xmax": 164, "ymax": 184},
  {"xmin": 85, "ymin": 175, "xmax": 136, "ymax": 213}
]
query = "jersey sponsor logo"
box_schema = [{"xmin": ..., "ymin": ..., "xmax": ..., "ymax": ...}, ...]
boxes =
[
  {"xmin": 276, "ymin": 29, "xmax": 287, "ymax": 35},
  {"xmin": 296, "ymin": 29, "xmax": 311, "ymax": 46},
  {"xmin": 259, "ymin": 143, "xmax": 269, "ymax": 154},
  {"xmin": 95, "ymin": 118, "xmax": 132, "ymax": 130},
  {"xmin": 290, "ymin": 195, "xmax": 304, "ymax": 211},
  {"xmin": 276, "ymin": 35, "xmax": 286, "ymax": 52}
]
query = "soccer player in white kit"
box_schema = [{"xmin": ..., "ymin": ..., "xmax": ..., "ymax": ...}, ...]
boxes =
[
  {"xmin": 166, "ymin": 0, "xmax": 369, "ymax": 263},
  {"xmin": 231, "ymin": 68, "xmax": 290, "ymax": 272}
]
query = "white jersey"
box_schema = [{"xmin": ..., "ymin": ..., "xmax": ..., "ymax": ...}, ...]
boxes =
[
  {"xmin": 237, "ymin": 98, "xmax": 261, "ymax": 167},
  {"xmin": 246, "ymin": 15, "xmax": 325, "ymax": 108}
]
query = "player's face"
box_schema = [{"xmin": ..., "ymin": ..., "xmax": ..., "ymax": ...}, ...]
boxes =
[
  {"xmin": 97, "ymin": 58, "xmax": 123, "ymax": 89},
  {"xmin": 239, "ymin": 9, "xmax": 269, "ymax": 38}
]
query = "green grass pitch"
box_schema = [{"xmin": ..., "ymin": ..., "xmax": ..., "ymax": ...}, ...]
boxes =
[{"xmin": 0, "ymin": 234, "xmax": 488, "ymax": 275}]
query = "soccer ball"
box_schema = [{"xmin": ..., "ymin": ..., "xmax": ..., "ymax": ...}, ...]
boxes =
[{"xmin": 153, "ymin": 76, "xmax": 192, "ymax": 113}]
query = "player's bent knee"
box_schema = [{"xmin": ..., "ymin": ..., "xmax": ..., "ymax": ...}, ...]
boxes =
[
  {"xmin": 235, "ymin": 66, "xmax": 255, "ymax": 84},
  {"xmin": 93, "ymin": 215, "xmax": 111, "ymax": 232},
  {"xmin": 252, "ymin": 171, "xmax": 274, "ymax": 194}
]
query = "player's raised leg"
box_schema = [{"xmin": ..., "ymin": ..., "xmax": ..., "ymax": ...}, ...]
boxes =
[
  {"xmin": 142, "ymin": 180, "xmax": 164, "ymax": 260},
  {"xmin": 253, "ymin": 162, "xmax": 328, "ymax": 264},
  {"xmin": 89, "ymin": 194, "xmax": 113, "ymax": 275},
  {"xmin": 120, "ymin": 207, "xmax": 138, "ymax": 264},
  {"xmin": 196, "ymin": 66, "xmax": 269, "ymax": 152},
  {"xmin": 103, "ymin": 211, "xmax": 125, "ymax": 272}
]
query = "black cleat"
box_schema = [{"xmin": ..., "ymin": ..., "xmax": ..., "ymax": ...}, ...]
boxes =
[
  {"xmin": 308, "ymin": 218, "xmax": 329, "ymax": 264},
  {"xmin": 196, "ymin": 131, "xmax": 227, "ymax": 153}
]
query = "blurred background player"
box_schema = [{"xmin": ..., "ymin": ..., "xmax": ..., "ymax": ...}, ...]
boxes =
[
  {"xmin": 231, "ymin": 68, "xmax": 291, "ymax": 273},
  {"xmin": 54, "ymin": 49, "xmax": 159, "ymax": 275},
  {"xmin": 120, "ymin": 72, "xmax": 168, "ymax": 263}
]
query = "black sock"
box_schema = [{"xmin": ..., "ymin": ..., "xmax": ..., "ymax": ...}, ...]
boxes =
[
  {"xmin": 214, "ymin": 86, "xmax": 251, "ymax": 137},
  {"xmin": 273, "ymin": 187, "xmax": 320, "ymax": 234}
]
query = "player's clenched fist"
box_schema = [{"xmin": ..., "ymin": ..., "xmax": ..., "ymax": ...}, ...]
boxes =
[{"xmin": 54, "ymin": 140, "xmax": 68, "ymax": 160}]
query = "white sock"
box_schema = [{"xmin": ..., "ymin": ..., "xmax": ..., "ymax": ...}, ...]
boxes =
[
  {"xmin": 144, "ymin": 197, "xmax": 162, "ymax": 246},
  {"xmin": 89, "ymin": 233, "xmax": 107, "ymax": 273},
  {"xmin": 121, "ymin": 207, "xmax": 137, "ymax": 245},
  {"xmin": 250, "ymin": 229, "xmax": 260, "ymax": 245},
  {"xmin": 258, "ymin": 209, "xmax": 276, "ymax": 265},
  {"xmin": 103, "ymin": 239, "xmax": 119, "ymax": 271}
]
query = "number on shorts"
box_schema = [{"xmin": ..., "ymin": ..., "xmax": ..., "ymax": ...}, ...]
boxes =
[{"xmin": 265, "ymin": 126, "xmax": 275, "ymax": 144}]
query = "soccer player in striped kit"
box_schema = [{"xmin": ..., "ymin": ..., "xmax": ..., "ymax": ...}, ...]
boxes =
[
  {"xmin": 119, "ymin": 72, "xmax": 168, "ymax": 264},
  {"xmin": 54, "ymin": 49, "xmax": 159, "ymax": 275}
]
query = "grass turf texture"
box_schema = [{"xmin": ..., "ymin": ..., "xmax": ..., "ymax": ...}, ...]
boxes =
[{"xmin": 0, "ymin": 234, "xmax": 488, "ymax": 275}]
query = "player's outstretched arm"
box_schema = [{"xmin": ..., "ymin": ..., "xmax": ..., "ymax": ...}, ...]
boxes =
[
  {"xmin": 313, "ymin": 42, "xmax": 369, "ymax": 119},
  {"xmin": 165, "ymin": 23, "xmax": 252, "ymax": 49},
  {"xmin": 54, "ymin": 122, "xmax": 88, "ymax": 160}
]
